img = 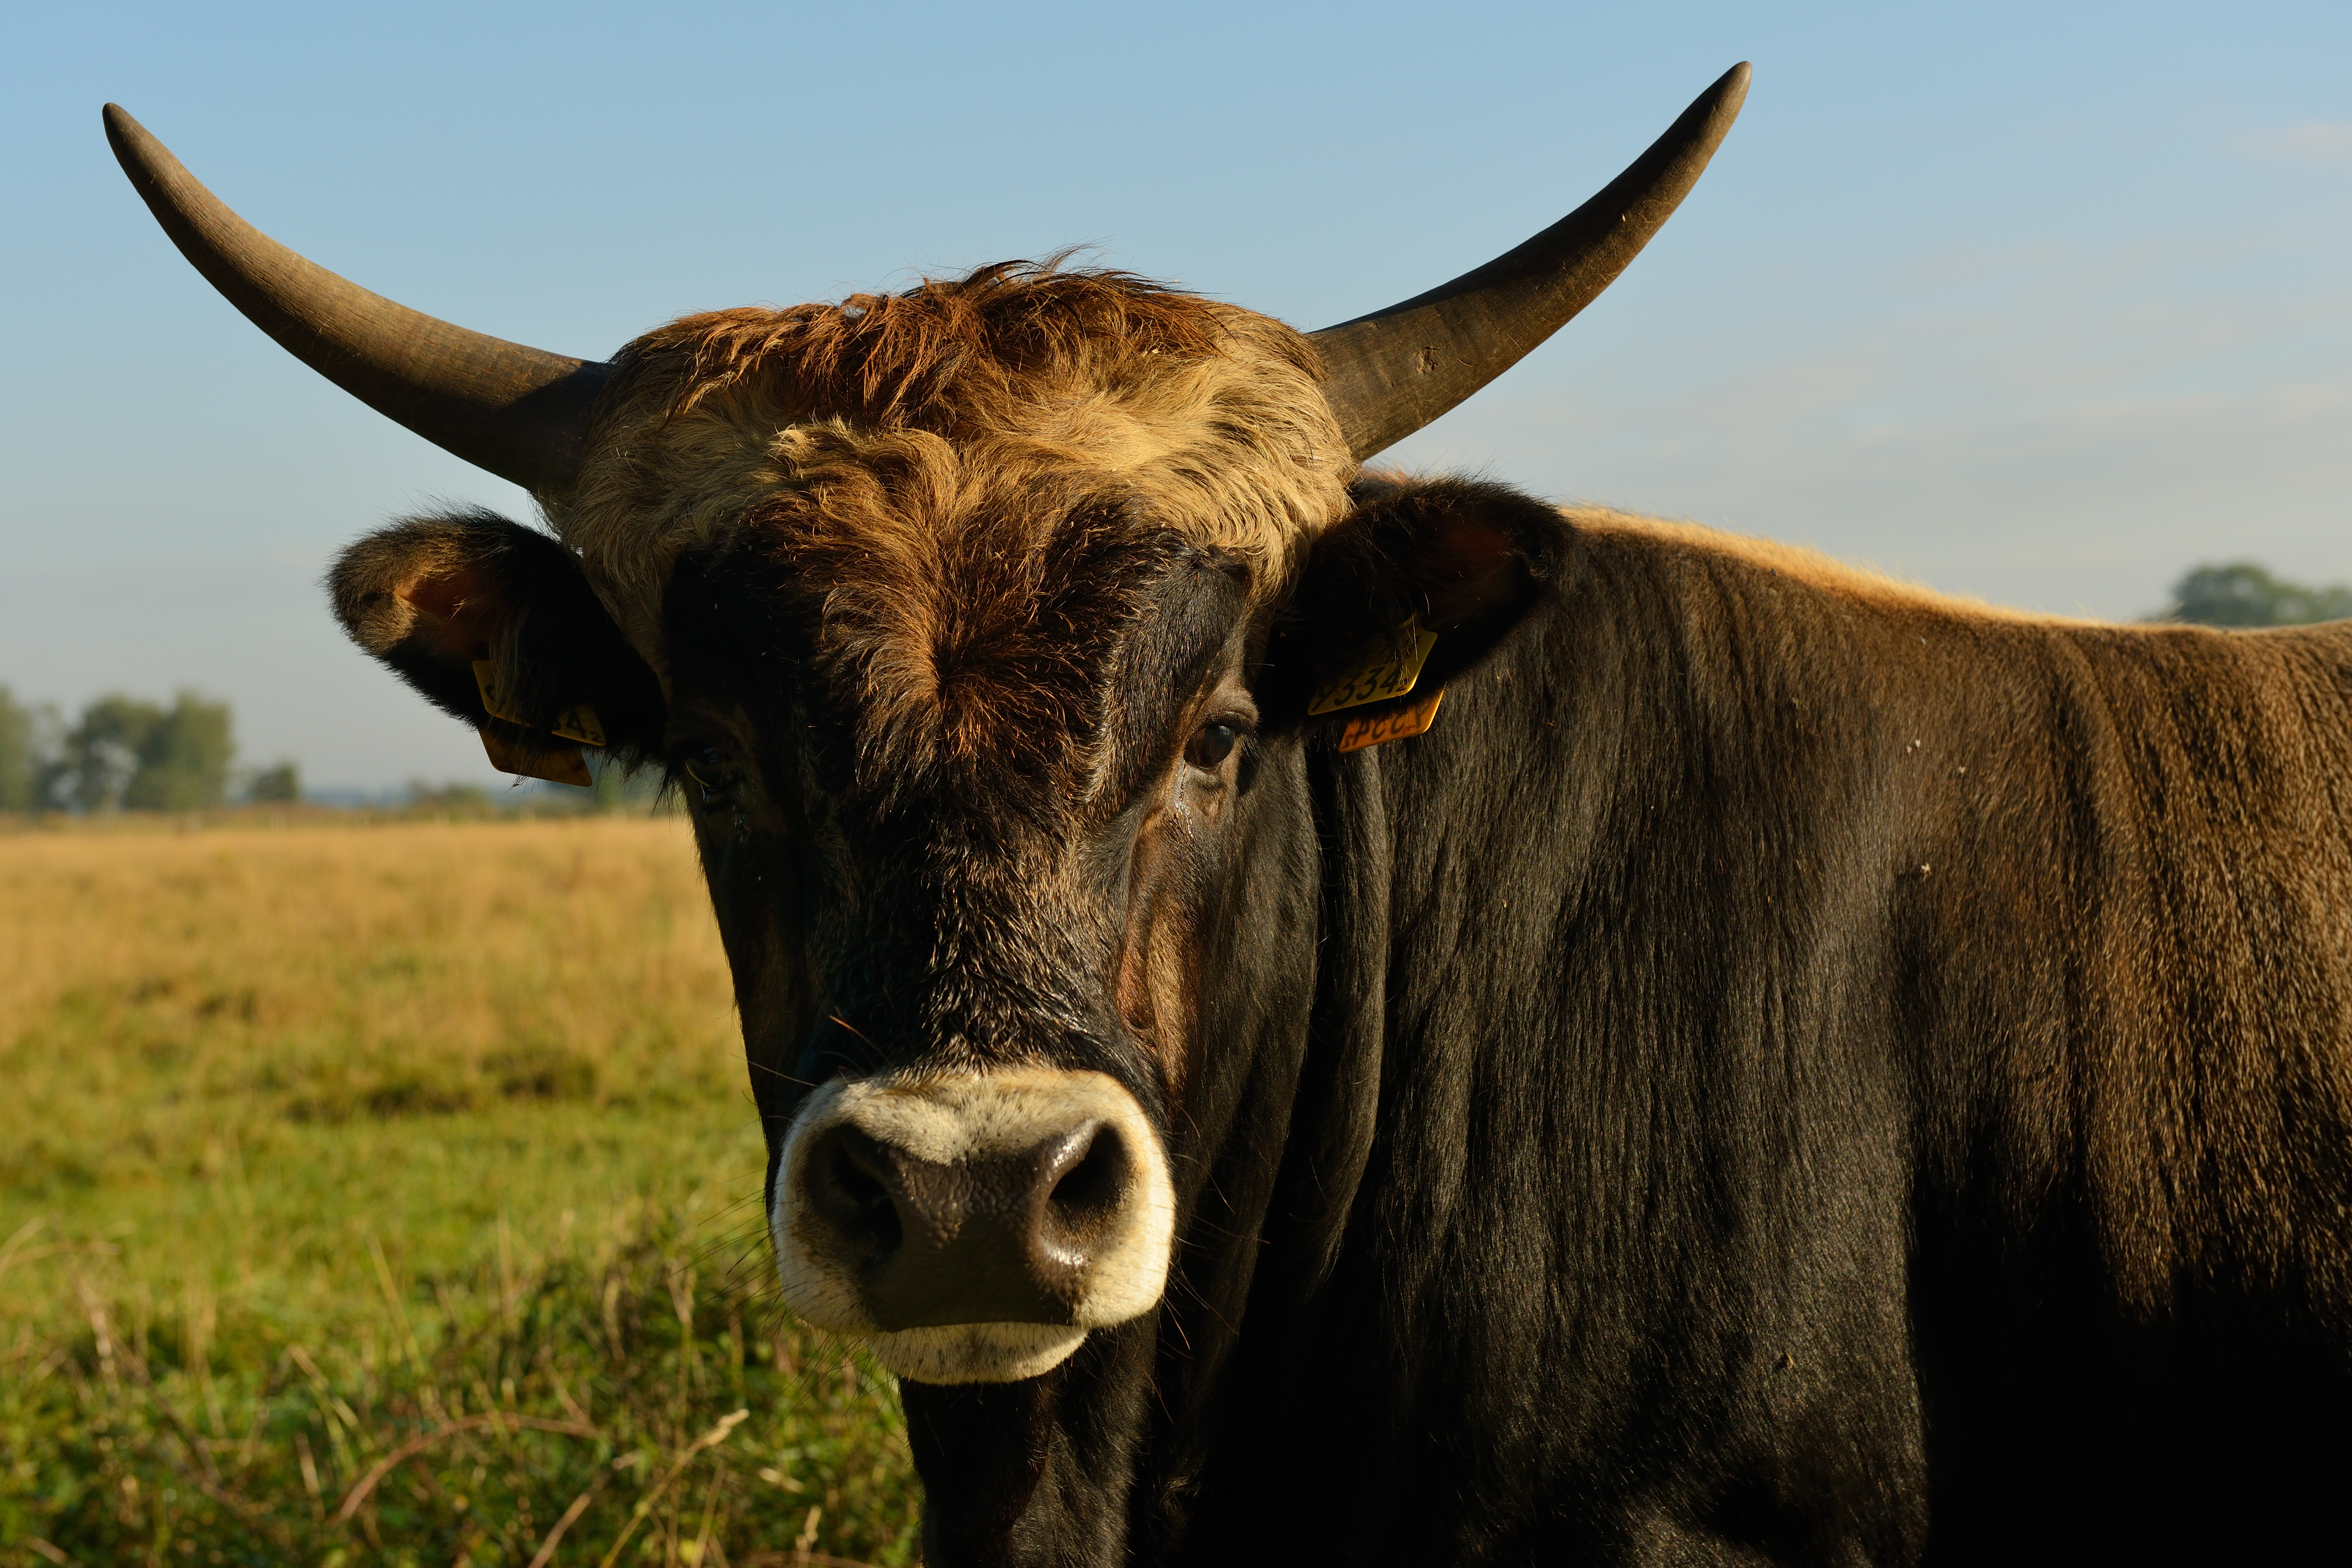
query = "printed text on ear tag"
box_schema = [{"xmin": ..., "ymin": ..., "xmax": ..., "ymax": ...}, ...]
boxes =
[
  {"xmin": 1338, "ymin": 687, "xmax": 1445, "ymax": 753},
  {"xmin": 472, "ymin": 661, "xmax": 607, "ymax": 747},
  {"xmin": 1306, "ymin": 617, "xmax": 1439, "ymax": 716}
]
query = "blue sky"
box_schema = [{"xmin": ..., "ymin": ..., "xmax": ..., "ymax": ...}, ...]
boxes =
[{"xmin": 3, "ymin": 2, "xmax": 2346, "ymax": 789}]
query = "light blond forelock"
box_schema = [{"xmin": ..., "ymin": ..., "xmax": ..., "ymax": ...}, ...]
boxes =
[{"xmin": 546, "ymin": 266, "xmax": 1353, "ymax": 680}]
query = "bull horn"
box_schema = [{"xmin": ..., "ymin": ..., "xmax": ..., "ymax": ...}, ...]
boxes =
[
  {"xmin": 103, "ymin": 104, "xmax": 609, "ymax": 497},
  {"xmin": 1311, "ymin": 62, "xmax": 1750, "ymax": 461}
]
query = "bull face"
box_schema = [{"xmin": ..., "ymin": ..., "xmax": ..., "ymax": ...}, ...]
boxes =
[
  {"xmin": 530, "ymin": 272, "xmax": 1351, "ymax": 1385},
  {"xmin": 661, "ymin": 507, "xmax": 1271, "ymax": 1385}
]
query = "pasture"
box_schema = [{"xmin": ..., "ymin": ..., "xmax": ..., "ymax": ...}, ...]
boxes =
[{"xmin": 0, "ymin": 815, "xmax": 917, "ymax": 1565}]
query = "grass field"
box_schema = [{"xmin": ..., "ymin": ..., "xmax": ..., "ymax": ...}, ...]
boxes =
[{"xmin": 0, "ymin": 815, "xmax": 918, "ymax": 1566}]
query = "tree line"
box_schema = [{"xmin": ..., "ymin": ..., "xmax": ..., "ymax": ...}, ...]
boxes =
[
  {"xmin": 0, "ymin": 687, "xmax": 657, "ymax": 816},
  {"xmin": 5, "ymin": 562, "xmax": 2345, "ymax": 813},
  {"xmin": 0, "ymin": 689, "xmax": 295, "ymax": 814},
  {"xmin": 2152, "ymin": 563, "xmax": 2352, "ymax": 629}
]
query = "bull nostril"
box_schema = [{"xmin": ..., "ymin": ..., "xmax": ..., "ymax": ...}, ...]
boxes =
[
  {"xmin": 1044, "ymin": 1124, "xmax": 1130, "ymax": 1241},
  {"xmin": 834, "ymin": 1149, "xmax": 901, "ymax": 1241},
  {"xmin": 815, "ymin": 1129, "xmax": 903, "ymax": 1255}
]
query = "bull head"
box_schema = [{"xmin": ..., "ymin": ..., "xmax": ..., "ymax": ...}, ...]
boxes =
[{"xmin": 107, "ymin": 69, "xmax": 1747, "ymax": 1560}]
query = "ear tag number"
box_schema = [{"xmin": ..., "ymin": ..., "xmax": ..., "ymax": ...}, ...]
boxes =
[
  {"xmin": 1338, "ymin": 687, "xmax": 1445, "ymax": 753},
  {"xmin": 1306, "ymin": 617, "xmax": 1439, "ymax": 716},
  {"xmin": 471, "ymin": 661, "xmax": 607, "ymax": 747}
]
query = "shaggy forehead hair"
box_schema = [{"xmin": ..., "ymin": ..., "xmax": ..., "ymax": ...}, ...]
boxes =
[{"xmin": 550, "ymin": 263, "xmax": 1355, "ymax": 708}]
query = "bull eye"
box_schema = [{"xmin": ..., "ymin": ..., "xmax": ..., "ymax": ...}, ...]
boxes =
[
  {"xmin": 682, "ymin": 746, "xmax": 740, "ymax": 808},
  {"xmin": 1184, "ymin": 722, "xmax": 1238, "ymax": 771}
]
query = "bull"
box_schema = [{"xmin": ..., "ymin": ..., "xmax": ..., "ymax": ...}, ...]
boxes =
[{"xmin": 107, "ymin": 63, "xmax": 2352, "ymax": 1564}]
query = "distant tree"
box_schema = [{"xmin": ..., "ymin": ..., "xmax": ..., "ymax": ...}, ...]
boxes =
[
  {"xmin": 2157, "ymin": 562, "xmax": 2352, "ymax": 628},
  {"xmin": 51, "ymin": 691, "xmax": 236, "ymax": 812},
  {"xmin": 56, "ymin": 694, "xmax": 160, "ymax": 811},
  {"xmin": 0, "ymin": 687, "xmax": 40, "ymax": 811},
  {"xmin": 247, "ymin": 761, "xmax": 302, "ymax": 804},
  {"xmin": 124, "ymin": 692, "xmax": 235, "ymax": 811}
]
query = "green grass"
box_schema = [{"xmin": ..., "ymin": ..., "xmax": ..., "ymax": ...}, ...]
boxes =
[{"xmin": 0, "ymin": 817, "xmax": 919, "ymax": 1566}]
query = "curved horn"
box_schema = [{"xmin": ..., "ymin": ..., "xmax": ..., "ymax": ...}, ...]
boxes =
[
  {"xmin": 1311, "ymin": 62, "xmax": 1750, "ymax": 461},
  {"xmin": 103, "ymin": 105, "xmax": 609, "ymax": 496}
]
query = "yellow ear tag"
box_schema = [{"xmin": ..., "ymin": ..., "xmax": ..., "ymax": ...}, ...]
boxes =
[
  {"xmin": 1306, "ymin": 617, "xmax": 1439, "ymax": 716},
  {"xmin": 1338, "ymin": 687, "xmax": 1445, "ymax": 754},
  {"xmin": 471, "ymin": 660, "xmax": 607, "ymax": 747},
  {"xmin": 478, "ymin": 727, "xmax": 593, "ymax": 787}
]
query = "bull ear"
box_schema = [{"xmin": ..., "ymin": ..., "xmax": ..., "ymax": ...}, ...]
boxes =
[
  {"xmin": 329, "ymin": 510, "xmax": 666, "ymax": 783},
  {"xmin": 1264, "ymin": 475, "xmax": 1572, "ymax": 742}
]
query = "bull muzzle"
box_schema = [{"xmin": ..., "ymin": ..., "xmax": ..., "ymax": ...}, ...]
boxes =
[{"xmin": 772, "ymin": 1068, "xmax": 1175, "ymax": 1384}]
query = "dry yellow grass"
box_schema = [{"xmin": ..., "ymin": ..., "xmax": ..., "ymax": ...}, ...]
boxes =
[
  {"xmin": 0, "ymin": 816, "xmax": 761, "ymax": 1331},
  {"xmin": 2, "ymin": 814, "xmax": 734, "ymax": 1120},
  {"xmin": 0, "ymin": 817, "xmax": 922, "ymax": 1563}
]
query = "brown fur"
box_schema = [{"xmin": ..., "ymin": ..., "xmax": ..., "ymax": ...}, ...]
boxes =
[
  {"xmin": 1551, "ymin": 515, "xmax": 2352, "ymax": 1319},
  {"xmin": 551, "ymin": 262, "xmax": 1354, "ymax": 691}
]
